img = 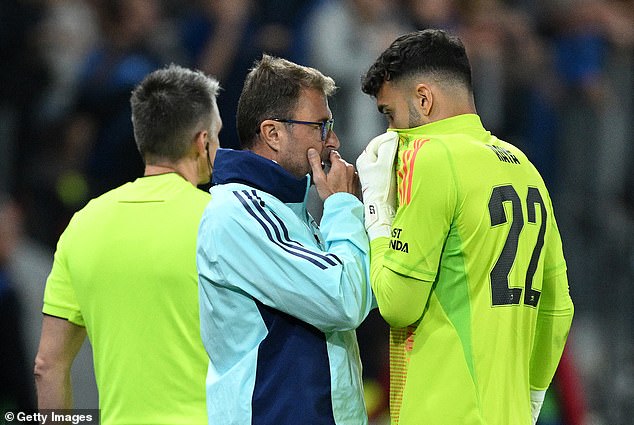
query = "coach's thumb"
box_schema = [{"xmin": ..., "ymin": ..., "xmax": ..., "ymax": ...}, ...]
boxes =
[{"xmin": 307, "ymin": 148, "xmax": 324, "ymax": 177}]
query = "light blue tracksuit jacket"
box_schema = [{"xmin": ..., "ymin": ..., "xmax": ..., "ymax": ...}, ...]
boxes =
[{"xmin": 197, "ymin": 148, "xmax": 373, "ymax": 425}]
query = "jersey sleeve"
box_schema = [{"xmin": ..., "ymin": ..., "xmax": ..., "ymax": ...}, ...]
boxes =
[
  {"xmin": 42, "ymin": 220, "xmax": 85, "ymax": 327},
  {"xmin": 384, "ymin": 140, "xmax": 457, "ymax": 282},
  {"xmin": 368, "ymin": 140, "xmax": 453, "ymax": 327},
  {"xmin": 197, "ymin": 190, "xmax": 373, "ymax": 333},
  {"xmin": 530, "ymin": 210, "xmax": 574, "ymax": 390},
  {"xmin": 385, "ymin": 141, "xmax": 456, "ymax": 281},
  {"xmin": 369, "ymin": 238, "xmax": 432, "ymax": 328}
]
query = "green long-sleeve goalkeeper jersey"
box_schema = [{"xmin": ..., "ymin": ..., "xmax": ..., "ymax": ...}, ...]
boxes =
[{"xmin": 370, "ymin": 114, "xmax": 574, "ymax": 425}]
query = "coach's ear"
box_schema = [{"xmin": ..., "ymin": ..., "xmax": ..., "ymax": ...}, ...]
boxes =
[{"xmin": 258, "ymin": 119, "xmax": 283, "ymax": 153}]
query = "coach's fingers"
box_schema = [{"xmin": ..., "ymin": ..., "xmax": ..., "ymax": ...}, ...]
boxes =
[
  {"xmin": 329, "ymin": 150, "xmax": 356, "ymax": 182},
  {"xmin": 327, "ymin": 150, "xmax": 346, "ymax": 173}
]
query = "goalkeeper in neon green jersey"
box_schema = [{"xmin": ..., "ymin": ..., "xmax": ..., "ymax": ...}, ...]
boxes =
[{"xmin": 356, "ymin": 29, "xmax": 574, "ymax": 425}]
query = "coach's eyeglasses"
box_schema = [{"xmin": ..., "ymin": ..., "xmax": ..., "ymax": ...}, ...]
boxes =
[{"xmin": 271, "ymin": 118, "xmax": 334, "ymax": 142}]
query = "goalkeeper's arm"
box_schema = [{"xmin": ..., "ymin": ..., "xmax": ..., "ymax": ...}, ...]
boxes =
[
  {"xmin": 357, "ymin": 132, "xmax": 433, "ymax": 327},
  {"xmin": 369, "ymin": 238, "xmax": 432, "ymax": 328},
  {"xmin": 529, "ymin": 270, "xmax": 574, "ymax": 424}
]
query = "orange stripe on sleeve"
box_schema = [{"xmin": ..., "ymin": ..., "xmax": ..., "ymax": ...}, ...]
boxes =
[{"xmin": 397, "ymin": 139, "xmax": 429, "ymax": 206}]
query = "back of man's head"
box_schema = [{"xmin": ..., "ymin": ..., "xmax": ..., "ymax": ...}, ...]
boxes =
[
  {"xmin": 131, "ymin": 64, "xmax": 220, "ymax": 164},
  {"xmin": 236, "ymin": 54, "xmax": 336, "ymax": 150},
  {"xmin": 362, "ymin": 29, "xmax": 472, "ymax": 98}
]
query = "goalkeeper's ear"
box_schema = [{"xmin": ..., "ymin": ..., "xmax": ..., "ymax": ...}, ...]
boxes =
[{"xmin": 416, "ymin": 83, "xmax": 434, "ymax": 117}]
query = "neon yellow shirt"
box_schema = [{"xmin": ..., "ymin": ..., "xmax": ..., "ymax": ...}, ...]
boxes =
[
  {"xmin": 43, "ymin": 173, "xmax": 210, "ymax": 425},
  {"xmin": 370, "ymin": 115, "xmax": 574, "ymax": 425}
]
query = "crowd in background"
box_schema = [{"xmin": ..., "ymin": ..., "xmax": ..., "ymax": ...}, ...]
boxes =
[{"xmin": 1, "ymin": 0, "xmax": 633, "ymax": 424}]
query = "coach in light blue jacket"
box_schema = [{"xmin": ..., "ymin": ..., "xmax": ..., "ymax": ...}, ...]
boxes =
[{"xmin": 196, "ymin": 54, "xmax": 374, "ymax": 425}]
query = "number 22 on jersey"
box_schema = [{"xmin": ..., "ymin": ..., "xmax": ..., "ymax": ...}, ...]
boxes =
[{"xmin": 488, "ymin": 184, "xmax": 546, "ymax": 308}]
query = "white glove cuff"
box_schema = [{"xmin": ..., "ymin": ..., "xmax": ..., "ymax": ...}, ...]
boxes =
[
  {"xmin": 530, "ymin": 390, "xmax": 546, "ymax": 425},
  {"xmin": 530, "ymin": 390, "xmax": 546, "ymax": 403},
  {"xmin": 365, "ymin": 202, "xmax": 395, "ymax": 240}
]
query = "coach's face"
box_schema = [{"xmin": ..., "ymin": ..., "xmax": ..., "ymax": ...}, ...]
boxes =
[{"xmin": 278, "ymin": 88, "xmax": 340, "ymax": 179}]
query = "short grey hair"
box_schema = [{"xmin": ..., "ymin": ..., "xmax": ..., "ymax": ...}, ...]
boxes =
[{"xmin": 130, "ymin": 64, "xmax": 221, "ymax": 163}]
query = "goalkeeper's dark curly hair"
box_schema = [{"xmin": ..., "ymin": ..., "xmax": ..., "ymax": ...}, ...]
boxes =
[{"xmin": 361, "ymin": 29, "xmax": 473, "ymax": 97}]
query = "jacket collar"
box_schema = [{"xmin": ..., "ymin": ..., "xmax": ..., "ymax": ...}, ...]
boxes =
[{"xmin": 212, "ymin": 148, "xmax": 309, "ymax": 203}]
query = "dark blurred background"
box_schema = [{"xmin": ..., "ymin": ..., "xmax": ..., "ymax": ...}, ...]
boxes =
[{"xmin": 1, "ymin": 0, "xmax": 632, "ymax": 424}]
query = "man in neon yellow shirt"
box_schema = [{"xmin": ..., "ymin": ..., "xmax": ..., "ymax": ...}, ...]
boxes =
[
  {"xmin": 356, "ymin": 29, "xmax": 574, "ymax": 425},
  {"xmin": 34, "ymin": 65, "xmax": 222, "ymax": 425}
]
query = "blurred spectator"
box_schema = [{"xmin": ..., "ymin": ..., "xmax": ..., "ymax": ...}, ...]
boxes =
[
  {"xmin": 177, "ymin": 0, "xmax": 252, "ymax": 149},
  {"xmin": 473, "ymin": 2, "xmax": 559, "ymax": 184},
  {"xmin": 403, "ymin": 0, "xmax": 560, "ymax": 185},
  {"xmin": 14, "ymin": 0, "xmax": 98, "ymax": 248},
  {"xmin": 305, "ymin": 0, "xmax": 411, "ymax": 160},
  {"xmin": 498, "ymin": 7, "xmax": 560, "ymax": 188},
  {"xmin": 0, "ymin": 194, "xmax": 99, "ymax": 410},
  {"xmin": 70, "ymin": 0, "xmax": 167, "ymax": 198},
  {"xmin": 538, "ymin": 2, "xmax": 634, "ymax": 423},
  {"xmin": 405, "ymin": 0, "xmax": 462, "ymax": 33},
  {"xmin": 21, "ymin": 0, "xmax": 170, "ymax": 247},
  {"xmin": 548, "ymin": 0, "xmax": 610, "ymax": 224},
  {"xmin": 178, "ymin": 0, "xmax": 315, "ymax": 149},
  {"xmin": 0, "ymin": 0, "xmax": 48, "ymax": 196},
  {"xmin": 542, "ymin": 0, "xmax": 632, "ymax": 218},
  {"xmin": 0, "ymin": 195, "xmax": 35, "ymax": 410},
  {"xmin": 35, "ymin": 0, "xmax": 99, "ymax": 125}
]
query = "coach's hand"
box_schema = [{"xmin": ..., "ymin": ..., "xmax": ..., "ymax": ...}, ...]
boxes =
[{"xmin": 308, "ymin": 149, "xmax": 359, "ymax": 200}]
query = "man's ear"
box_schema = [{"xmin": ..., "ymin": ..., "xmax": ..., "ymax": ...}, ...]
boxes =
[
  {"xmin": 416, "ymin": 83, "xmax": 433, "ymax": 116},
  {"xmin": 194, "ymin": 130, "xmax": 208, "ymax": 156},
  {"xmin": 258, "ymin": 120, "xmax": 282, "ymax": 152}
]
